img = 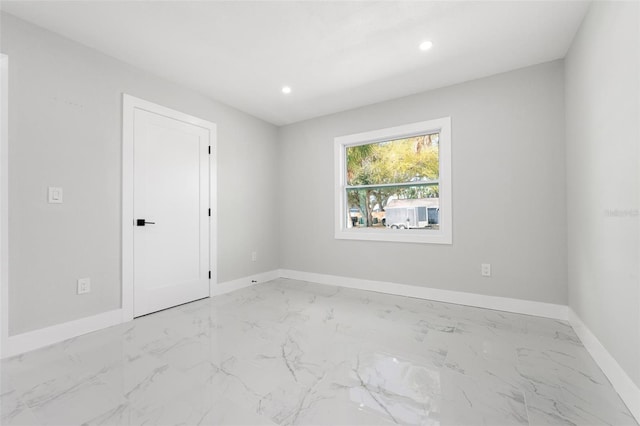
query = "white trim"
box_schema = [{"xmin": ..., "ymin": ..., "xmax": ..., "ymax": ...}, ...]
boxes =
[
  {"xmin": 121, "ymin": 94, "xmax": 217, "ymax": 321},
  {"xmin": 569, "ymin": 308, "xmax": 640, "ymax": 423},
  {"xmin": 1, "ymin": 54, "xmax": 9, "ymax": 358},
  {"xmin": 4, "ymin": 264, "xmax": 638, "ymax": 426},
  {"xmin": 0, "ymin": 268, "xmax": 279, "ymax": 359},
  {"xmin": 279, "ymin": 269, "xmax": 568, "ymax": 320},
  {"xmin": 4, "ymin": 309, "xmax": 123, "ymax": 358},
  {"xmin": 334, "ymin": 117, "xmax": 452, "ymax": 245},
  {"xmin": 212, "ymin": 270, "xmax": 280, "ymax": 296},
  {"xmin": 121, "ymin": 95, "xmax": 135, "ymax": 322},
  {"xmin": 209, "ymin": 135, "xmax": 218, "ymax": 298}
]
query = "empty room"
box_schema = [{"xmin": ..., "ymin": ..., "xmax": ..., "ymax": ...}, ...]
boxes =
[{"xmin": 0, "ymin": 1, "xmax": 638, "ymax": 425}]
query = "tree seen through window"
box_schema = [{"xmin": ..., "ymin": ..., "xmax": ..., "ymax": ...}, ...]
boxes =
[{"xmin": 345, "ymin": 133, "xmax": 440, "ymax": 230}]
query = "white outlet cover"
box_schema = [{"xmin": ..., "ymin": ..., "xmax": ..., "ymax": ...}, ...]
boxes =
[
  {"xmin": 48, "ymin": 187, "xmax": 63, "ymax": 204},
  {"xmin": 77, "ymin": 277, "xmax": 91, "ymax": 294},
  {"xmin": 481, "ymin": 263, "xmax": 491, "ymax": 277}
]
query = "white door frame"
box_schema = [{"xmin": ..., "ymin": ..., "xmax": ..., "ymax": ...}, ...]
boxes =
[
  {"xmin": 122, "ymin": 94, "xmax": 217, "ymax": 321},
  {"xmin": 1, "ymin": 54, "xmax": 9, "ymax": 357}
]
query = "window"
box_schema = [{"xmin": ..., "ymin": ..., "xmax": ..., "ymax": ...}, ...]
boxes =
[{"xmin": 334, "ymin": 117, "xmax": 452, "ymax": 244}]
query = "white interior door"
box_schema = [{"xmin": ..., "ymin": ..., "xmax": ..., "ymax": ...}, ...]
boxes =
[{"xmin": 133, "ymin": 108, "xmax": 210, "ymax": 317}]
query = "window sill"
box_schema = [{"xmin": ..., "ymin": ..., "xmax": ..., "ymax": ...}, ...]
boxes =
[{"xmin": 335, "ymin": 228, "xmax": 452, "ymax": 244}]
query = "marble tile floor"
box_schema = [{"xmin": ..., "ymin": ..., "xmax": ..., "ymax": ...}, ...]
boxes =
[{"xmin": 1, "ymin": 278, "xmax": 636, "ymax": 426}]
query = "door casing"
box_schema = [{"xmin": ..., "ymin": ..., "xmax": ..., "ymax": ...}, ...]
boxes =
[
  {"xmin": 1, "ymin": 54, "xmax": 9, "ymax": 357},
  {"xmin": 122, "ymin": 94, "xmax": 217, "ymax": 322}
]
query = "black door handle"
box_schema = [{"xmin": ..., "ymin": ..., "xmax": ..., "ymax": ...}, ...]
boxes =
[{"xmin": 136, "ymin": 219, "xmax": 156, "ymax": 226}]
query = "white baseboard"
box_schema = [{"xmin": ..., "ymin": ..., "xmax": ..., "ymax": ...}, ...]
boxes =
[
  {"xmin": 3, "ymin": 268, "xmax": 637, "ymax": 425},
  {"xmin": 1, "ymin": 270, "xmax": 282, "ymax": 359},
  {"xmin": 211, "ymin": 269, "xmax": 280, "ymax": 296},
  {"xmin": 0, "ymin": 269, "xmax": 568, "ymax": 358},
  {"xmin": 569, "ymin": 308, "xmax": 640, "ymax": 423},
  {"xmin": 278, "ymin": 269, "xmax": 568, "ymax": 320},
  {"xmin": 3, "ymin": 308, "xmax": 124, "ymax": 358},
  {"xmin": 279, "ymin": 269, "xmax": 640, "ymax": 421}
]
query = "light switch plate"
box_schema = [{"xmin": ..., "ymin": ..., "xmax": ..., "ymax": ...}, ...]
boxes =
[{"xmin": 48, "ymin": 187, "xmax": 63, "ymax": 204}]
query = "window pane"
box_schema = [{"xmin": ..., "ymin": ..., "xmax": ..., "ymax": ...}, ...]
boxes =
[
  {"xmin": 346, "ymin": 133, "xmax": 439, "ymax": 186},
  {"xmin": 346, "ymin": 185, "xmax": 439, "ymax": 230},
  {"xmin": 336, "ymin": 117, "xmax": 451, "ymax": 244}
]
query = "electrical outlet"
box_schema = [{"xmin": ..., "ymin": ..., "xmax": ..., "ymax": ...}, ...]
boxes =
[
  {"xmin": 481, "ymin": 264, "xmax": 491, "ymax": 277},
  {"xmin": 251, "ymin": 251, "xmax": 257, "ymax": 262},
  {"xmin": 77, "ymin": 277, "xmax": 91, "ymax": 294},
  {"xmin": 48, "ymin": 187, "xmax": 63, "ymax": 204}
]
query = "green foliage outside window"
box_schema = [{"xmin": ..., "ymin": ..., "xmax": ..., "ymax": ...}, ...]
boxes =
[{"xmin": 346, "ymin": 133, "xmax": 439, "ymax": 227}]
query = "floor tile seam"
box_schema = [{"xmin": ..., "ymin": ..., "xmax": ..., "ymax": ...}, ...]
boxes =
[
  {"xmin": 6, "ymin": 396, "xmax": 41, "ymax": 425},
  {"xmin": 21, "ymin": 372, "xmax": 127, "ymax": 425},
  {"xmin": 513, "ymin": 347, "xmax": 568, "ymax": 400},
  {"xmin": 520, "ymin": 384, "xmax": 533, "ymax": 426},
  {"xmin": 0, "ymin": 374, "xmax": 17, "ymax": 396},
  {"xmin": 0, "ymin": 390, "xmax": 25, "ymax": 412},
  {"xmin": 86, "ymin": 400, "xmax": 147, "ymax": 425},
  {"xmin": 216, "ymin": 395, "xmax": 278, "ymax": 426},
  {"xmin": 7, "ymin": 360, "xmax": 102, "ymax": 404},
  {"xmin": 89, "ymin": 363, "xmax": 185, "ymax": 412},
  {"xmin": 558, "ymin": 374, "xmax": 635, "ymax": 418},
  {"xmin": 440, "ymin": 321, "xmax": 464, "ymax": 368}
]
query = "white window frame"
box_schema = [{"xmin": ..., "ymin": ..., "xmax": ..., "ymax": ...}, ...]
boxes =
[{"xmin": 334, "ymin": 117, "xmax": 452, "ymax": 244}]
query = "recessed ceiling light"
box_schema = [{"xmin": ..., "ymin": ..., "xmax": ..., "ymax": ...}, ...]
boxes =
[
  {"xmin": 282, "ymin": 86, "xmax": 292, "ymax": 94},
  {"xmin": 419, "ymin": 40, "xmax": 433, "ymax": 51}
]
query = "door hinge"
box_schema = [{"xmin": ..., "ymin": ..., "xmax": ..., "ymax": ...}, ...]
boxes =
[
  {"xmin": 208, "ymin": 146, "xmax": 211, "ymax": 155},
  {"xmin": 208, "ymin": 208, "xmax": 211, "ymax": 217},
  {"xmin": 208, "ymin": 271, "xmax": 211, "ymax": 280}
]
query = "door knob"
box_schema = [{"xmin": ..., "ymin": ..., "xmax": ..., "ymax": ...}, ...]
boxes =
[{"xmin": 136, "ymin": 219, "xmax": 156, "ymax": 226}]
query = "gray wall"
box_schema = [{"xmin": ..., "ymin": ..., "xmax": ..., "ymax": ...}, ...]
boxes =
[
  {"xmin": 1, "ymin": 13, "xmax": 280, "ymax": 335},
  {"xmin": 278, "ymin": 60, "xmax": 567, "ymax": 304},
  {"xmin": 565, "ymin": 2, "xmax": 640, "ymax": 387}
]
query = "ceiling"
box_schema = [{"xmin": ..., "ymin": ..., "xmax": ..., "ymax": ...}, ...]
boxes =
[{"xmin": 1, "ymin": 1, "xmax": 590, "ymax": 126}]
